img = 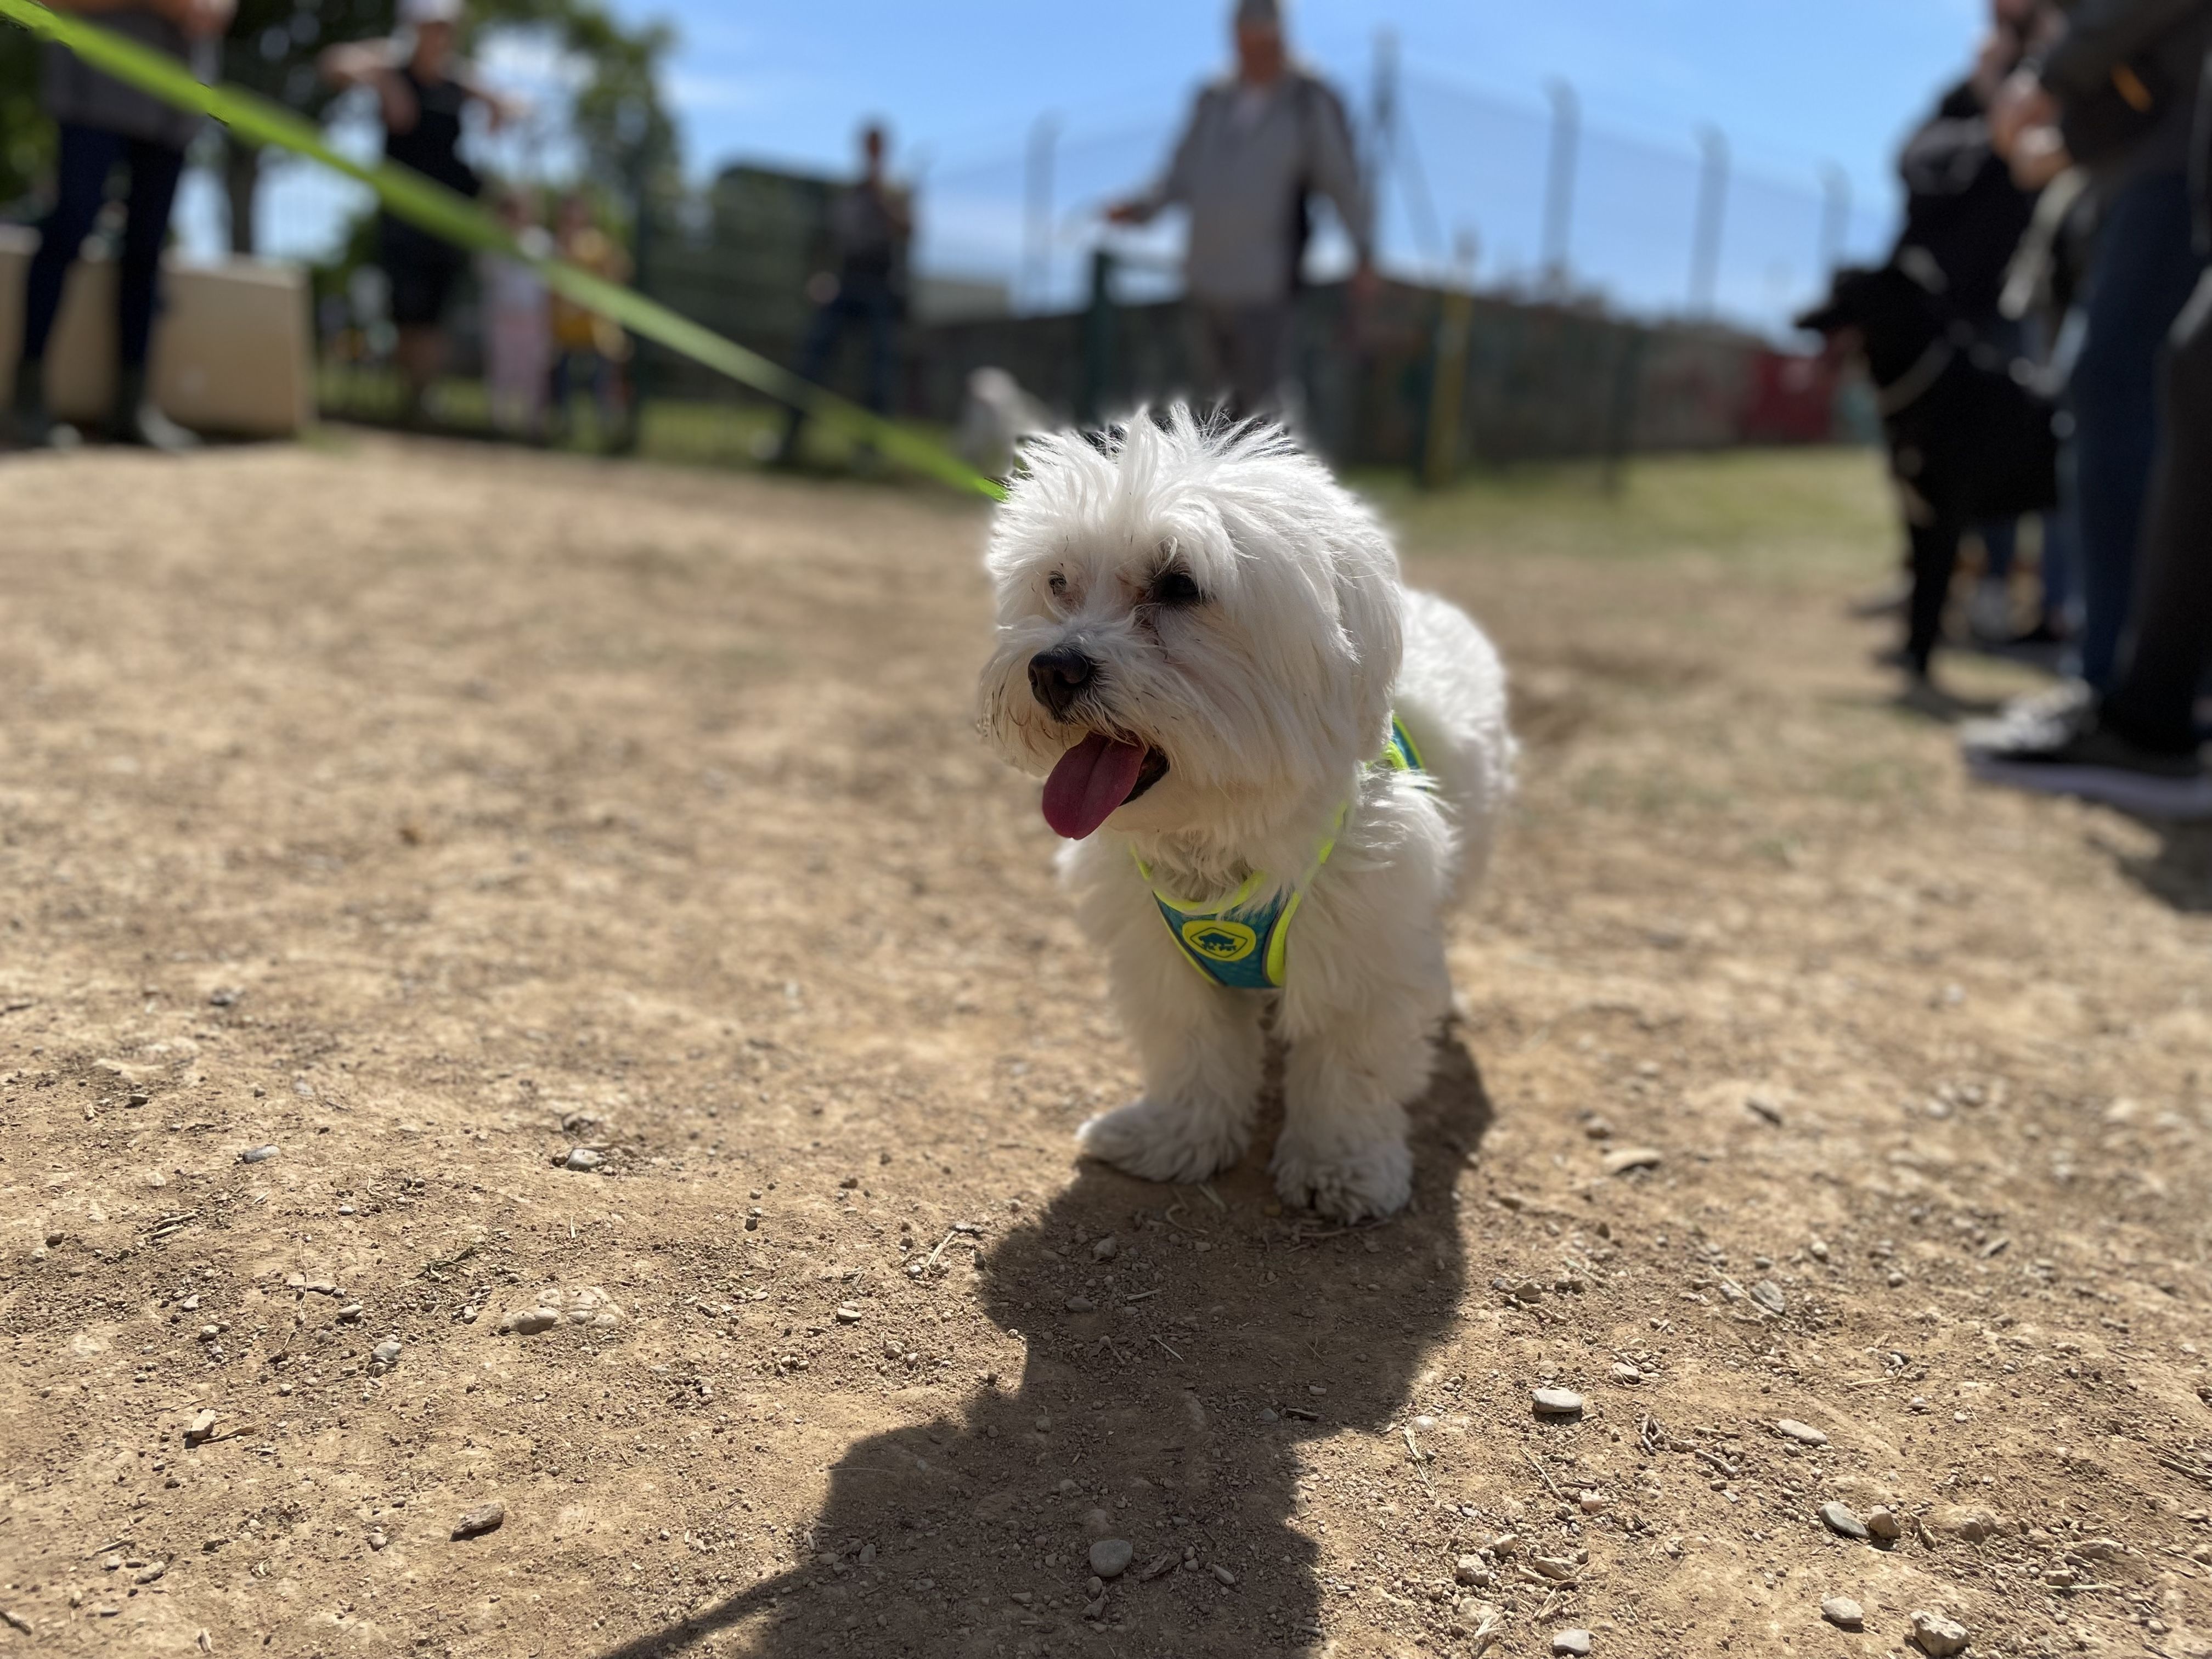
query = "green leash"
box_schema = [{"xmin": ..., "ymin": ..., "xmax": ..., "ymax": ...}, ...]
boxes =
[{"xmin": 0, "ymin": 0, "xmax": 1008, "ymax": 501}]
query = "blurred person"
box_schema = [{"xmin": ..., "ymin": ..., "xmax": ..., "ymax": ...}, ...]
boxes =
[
  {"xmin": 5, "ymin": 0, "xmax": 235, "ymax": 453},
  {"xmin": 1106, "ymin": 0, "xmax": 1375, "ymax": 419},
  {"xmin": 773, "ymin": 122, "xmax": 910, "ymax": 466},
  {"xmin": 321, "ymin": 0, "xmax": 517, "ymax": 426},
  {"xmin": 481, "ymin": 187, "xmax": 550, "ymax": 441},
  {"xmin": 1990, "ymin": 0, "xmax": 2212, "ymax": 690},
  {"xmin": 1966, "ymin": 268, "xmax": 2212, "ymax": 812},
  {"xmin": 1893, "ymin": 6, "xmax": 2070, "ymax": 650},
  {"xmin": 546, "ymin": 191, "xmax": 634, "ymax": 449}
]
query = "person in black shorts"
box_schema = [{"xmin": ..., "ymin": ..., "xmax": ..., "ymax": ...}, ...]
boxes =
[{"xmin": 321, "ymin": 0, "xmax": 516, "ymax": 423}]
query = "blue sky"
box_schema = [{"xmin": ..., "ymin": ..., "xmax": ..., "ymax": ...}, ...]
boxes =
[{"xmin": 195, "ymin": 0, "xmax": 1989, "ymax": 326}]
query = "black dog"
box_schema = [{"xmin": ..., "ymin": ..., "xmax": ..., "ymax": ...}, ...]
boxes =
[{"xmin": 1796, "ymin": 259, "xmax": 2059, "ymax": 679}]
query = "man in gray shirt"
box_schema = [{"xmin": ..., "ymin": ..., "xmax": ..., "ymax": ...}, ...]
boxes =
[{"xmin": 1109, "ymin": 0, "xmax": 1374, "ymax": 418}]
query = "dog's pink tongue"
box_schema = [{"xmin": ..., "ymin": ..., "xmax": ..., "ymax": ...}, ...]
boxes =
[{"xmin": 1041, "ymin": 733, "xmax": 1149, "ymax": 840}]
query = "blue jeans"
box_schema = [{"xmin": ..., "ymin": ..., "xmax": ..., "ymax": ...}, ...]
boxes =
[
  {"xmin": 2068, "ymin": 168, "xmax": 2208, "ymax": 687},
  {"xmin": 22, "ymin": 122, "xmax": 187, "ymax": 370},
  {"xmin": 781, "ymin": 280, "xmax": 899, "ymax": 450}
]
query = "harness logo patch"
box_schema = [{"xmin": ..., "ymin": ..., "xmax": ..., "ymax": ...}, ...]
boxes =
[{"xmin": 1181, "ymin": 918, "xmax": 1259, "ymax": 963}]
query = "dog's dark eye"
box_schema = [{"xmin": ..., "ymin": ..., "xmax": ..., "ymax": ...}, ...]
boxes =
[
  {"xmin": 1150, "ymin": 570, "xmax": 1202, "ymax": 606},
  {"xmin": 1047, "ymin": 572, "xmax": 1068, "ymax": 597}
]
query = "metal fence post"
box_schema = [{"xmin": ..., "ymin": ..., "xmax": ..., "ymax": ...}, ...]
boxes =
[
  {"xmin": 1689, "ymin": 126, "xmax": 1730, "ymax": 318},
  {"xmin": 1023, "ymin": 115, "xmax": 1059, "ymax": 313},
  {"xmin": 1541, "ymin": 79, "xmax": 1579, "ymax": 296},
  {"xmin": 1080, "ymin": 247, "xmax": 1117, "ymax": 427},
  {"xmin": 1818, "ymin": 163, "xmax": 1852, "ymax": 278}
]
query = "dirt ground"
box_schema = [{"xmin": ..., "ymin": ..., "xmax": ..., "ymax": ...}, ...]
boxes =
[{"xmin": 2, "ymin": 434, "xmax": 2210, "ymax": 1659}]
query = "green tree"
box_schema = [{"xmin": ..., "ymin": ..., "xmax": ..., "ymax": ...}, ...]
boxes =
[{"xmin": 1, "ymin": 21, "xmax": 52, "ymax": 213}]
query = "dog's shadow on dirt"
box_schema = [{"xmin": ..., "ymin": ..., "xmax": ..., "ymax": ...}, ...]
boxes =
[
  {"xmin": 2104, "ymin": 814, "xmax": 2212, "ymax": 912},
  {"xmin": 595, "ymin": 1035, "xmax": 1491, "ymax": 1659}
]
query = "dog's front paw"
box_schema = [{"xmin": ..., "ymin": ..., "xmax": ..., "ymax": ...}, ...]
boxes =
[
  {"xmin": 1077, "ymin": 1098, "xmax": 1247, "ymax": 1185},
  {"xmin": 1271, "ymin": 1134, "xmax": 1413, "ymax": 1222}
]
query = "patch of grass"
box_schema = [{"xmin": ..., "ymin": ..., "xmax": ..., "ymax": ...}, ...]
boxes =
[{"xmin": 1359, "ymin": 446, "xmax": 1896, "ymax": 580}]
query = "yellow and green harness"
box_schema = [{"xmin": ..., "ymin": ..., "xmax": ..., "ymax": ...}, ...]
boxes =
[{"xmin": 1136, "ymin": 716, "xmax": 1425, "ymax": 990}]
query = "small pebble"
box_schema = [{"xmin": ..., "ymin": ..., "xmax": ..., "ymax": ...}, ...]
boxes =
[
  {"xmin": 498, "ymin": 1308, "xmax": 560, "ymax": 1336},
  {"xmin": 1776, "ymin": 1419, "xmax": 1829, "ymax": 1447},
  {"xmin": 132, "ymin": 1561, "xmax": 166, "ymax": 1585},
  {"xmin": 1750, "ymin": 1280, "xmax": 1786, "ymax": 1315},
  {"xmin": 1609, "ymin": 1362, "xmax": 1643, "ymax": 1385},
  {"xmin": 371, "ymin": 1340, "xmax": 401, "ymax": 1365},
  {"xmin": 1091, "ymin": 1234, "xmax": 1119, "ymax": 1262},
  {"xmin": 1089, "ymin": 1538, "xmax": 1134, "ymax": 1579},
  {"xmin": 337, "ymin": 1304, "xmax": 363, "ymax": 1323},
  {"xmin": 1820, "ymin": 1596, "xmax": 1864, "ymax": 1630},
  {"xmin": 1820, "ymin": 1502, "xmax": 1869, "ymax": 1540},
  {"xmin": 450, "ymin": 1502, "xmax": 506, "ymax": 1541},
  {"xmin": 1552, "ymin": 1630, "xmax": 1593, "ymax": 1656},
  {"xmin": 238, "ymin": 1145, "xmax": 278, "ymax": 1164},
  {"xmin": 1210, "ymin": 1564, "xmax": 1235, "ymax": 1585},
  {"xmin": 1064, "ymin": 1295, "xmax": 1095, "ymax": 1314},
  {"xmin": 562, "ymin": 1148, "xmax": 603, "ymax": 1173},
  {"xmin": 368, "ymin": 1530, "xmax": 388, "ymax": 1551},
  {"xmin": 1909, "ymin": 1610, "xmax": 1969, "ymax": 1656},
  {"xmin": 1532, "ymin": 1388, "xmax": 1585, "ymax": 1417},
  {"xmin": 183, "ymin": 1410, "xmax": 217, "ymax": 1446},
  {"xmin": 1600, "ymin": 1146, "xmax": 1662, "ymax": 1176},
  {"xmin": 1864, "ymin": 1506, "xmax": 1902, "ymax": 1542},
  {"xmin": 1454, "ymin": 1555, "xmax": 1490, "ymax": 1586},
  {"xmin": 1081, "ymin": 1508, "xmax": 1113, "ymax": 1539},
  {"xmin": 834, "ymin": 1304, "xmax": 864, "ymax": 1323}
]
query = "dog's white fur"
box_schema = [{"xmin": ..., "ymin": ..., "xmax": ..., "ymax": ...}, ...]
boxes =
[{"xmin": 977, "ymin": 410, "xmax": 1515, "ymax": 1220}]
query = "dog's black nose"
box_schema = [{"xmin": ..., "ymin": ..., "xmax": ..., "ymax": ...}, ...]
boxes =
[{"xmin": 1028, "ymin": 646, "xmax": 1096, "ymax": 718}]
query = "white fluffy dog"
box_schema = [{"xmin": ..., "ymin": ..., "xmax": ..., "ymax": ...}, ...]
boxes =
[{"xmin": 977, "ymin": 409, "xmax": 1515, "ymax": 1221}]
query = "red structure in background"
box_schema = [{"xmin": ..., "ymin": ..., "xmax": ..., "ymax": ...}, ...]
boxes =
[{"xmin": 1740, "ymin": 348, "xmax": 1842, "ymax": 444}]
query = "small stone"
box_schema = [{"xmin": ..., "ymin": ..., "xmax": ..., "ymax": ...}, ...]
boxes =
[
  {"xmin": 562, "ymin": 1148, "xmax": 603, "ymax": 1173},
  {"xmin": 371, "ymin": 1340, "xmax": 402, "ymax": 1366},
  {"xmin": 368, "ymin": 1530, "xmax": 388, "ymax": 1551},
  {"xmin": 498, "ymin": 1308, "xmax": 560, "ymax": 1336},
  {"xmin": 1089, "ymin": 1538, "xmax": 1134, "ymax": 1579},
  {"xmin": 133, "ymin": 1560, "xmax": 166, "ymax": 1585},
  {"xmin": 450, "ymin": 1502, "xmax": 506, "ymax": 1541},
  {"xmin": 1081, "ymin": 1508, "xmax": 1113, "ymax": 1539},
  {"xmin": 238, "ymin": 1144, "xmax": 278, "ymax": 1164},
  {"xmin": 183, "ymin": 1410, "xmax": 217, "ymax": 1446},
  {"xmin": 1864, "ymin": 1506, "xmax": 1903, "ymax": 1541},
  {"xmin": 337, "ymin": 1304, "xmax": 363, "ymax": 1323},
  {"xmin": 127, "ymin": 1092, "xmax": 149, "ymax": 1108},
  {"xmin": 1909, "ymin": 1610, "xmax": 1969, "ymax": 1656},
  {"xmin": 1091, "ymin": 1234, "xmax": 1119, "ymax": 1262},
  {"xmin": 1820, "ymin": 1596, "xmax": 1864, "ymax": 1630},
  {"xmin": 1820, "ymin": 1502, "xmax": 1869, "ymax": 1540},
  {"xmin": 1750, "ymin": 1280, "xmax": 1786, "ymax": 1315},
  {"xmin": 835, "ymin": 1304, "xmax": 864, "ymax": 1323},
  {"xmin": 1137, "ymin": 1552, "xmax": 1177, "ymax": 1581},
  {"xmin": 1577, "ymin": 1489, "xmax": 1609, "ymax": 1513},
  {"xmin": 1454, "ymin": 1554, "xmax": 1492, "ymax": 1585},
  {"xmin": 1775, "ymin": 1419, "xmax": 1829, "ymax": 1446},
  {"xmin": 1552, "ymin": 1630, "xmax": 1593, "ymax": 1656},
  {"xmin": 1610, "ymin": 1362, "xmax": 1643, "ymax": 1385},
  {"xmin": 1064, "ymin": 1295, "xmax": 1095, "ymax": 1314},
  {"xmin": 1601, "ymin": 1146, "xmax": 1662, "ymax": 1176},
  {"xmin": 1809, "ymin": 1238, "xmax": 1830, "ymax": 1261},
  {"xmin": 1532, "ymin": 1388, "xmax": 1585, "ymax": 1417},
  {"xmin": 1210, "ymin": 1563, "xmax": 1236, "ymax": 1585}
]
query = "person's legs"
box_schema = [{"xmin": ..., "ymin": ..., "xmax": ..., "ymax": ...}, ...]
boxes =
[
  {"xmin": 110, "ymin": 137, "xmax": 193, "ymax": 449},
  {"xmin": 2067, "ymin": 170, "xmax": 2204, "ymax": 688},
  {"xmin": 2100, "ymin": 270, "xmax": 2212, "ymax": 755},
  {"xmin": 1970, "ymin": 519, "xmax": 2019, "ymax": 641},
  {"xmin": 10, "ymin": 123, "xmax": 120, "ymax": 443},
  {"xmin": 778, "ymin": 295, "xmax": 850, "ymax": 459},
  {"xmin": 861, "ymin": 285, "xmax": 898, "ymax": 416},
  {"xmin": 1226, "ymin": 302, "xmax": 1294, "ymax": 419}
]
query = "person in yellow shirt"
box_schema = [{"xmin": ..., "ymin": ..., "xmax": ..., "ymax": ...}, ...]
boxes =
[{"xmin": 548, "ymin": 191, "xmax": 633, "ymax": 447}]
